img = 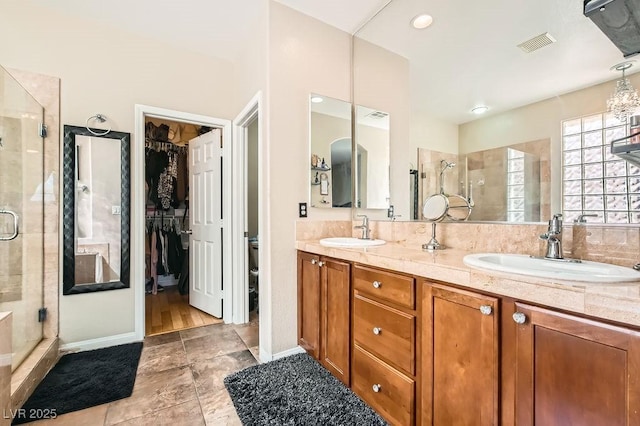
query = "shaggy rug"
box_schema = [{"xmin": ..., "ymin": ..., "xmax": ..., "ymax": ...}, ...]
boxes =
[
  {"xmin": 13, "ymin": 342, "xmax": 143, "ymax": 424},
  {"xmin": 224, "ymin": 353, "xmax": 387, "ymax": 425}
]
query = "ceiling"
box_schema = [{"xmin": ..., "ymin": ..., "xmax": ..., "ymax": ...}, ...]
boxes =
[
  {"xmin": 27, "ymin": 0, "xmax": 635, "ymax": 124},
  {"xmin": 355, "ymin": 0, "xmax": 634, "ymax": 124}
]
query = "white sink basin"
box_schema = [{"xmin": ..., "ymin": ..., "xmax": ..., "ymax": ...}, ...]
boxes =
[
  {"xmin": 463, "ymin": 253, "xmax": 640, "ymax": 283},
  {"xmin": 319, "ymin": 237, "xmax": 386, "ymax": 248}
]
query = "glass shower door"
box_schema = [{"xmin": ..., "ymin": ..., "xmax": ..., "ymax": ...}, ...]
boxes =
[{"xmin": 0, "ymin": 66, "xmax": 45, "ymax": 370}]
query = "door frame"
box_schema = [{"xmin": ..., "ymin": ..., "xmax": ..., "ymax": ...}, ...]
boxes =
[
  {"xmin": 133, "ymin": 104, "xmax": 232, "ymax": 340},
  {"xmin": 233, "ymin": 92, "xmax": 271, "ymax": 360}
]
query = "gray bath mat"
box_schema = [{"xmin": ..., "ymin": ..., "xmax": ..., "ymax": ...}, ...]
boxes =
[{"xmin": 224, "ymin": 352, "xmax": 387, "ymax": 425}]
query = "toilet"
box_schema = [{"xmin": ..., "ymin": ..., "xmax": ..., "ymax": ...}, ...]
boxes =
[{"xmin": 248, "ymin": 237, "xmax": 259, "ymax": 311}]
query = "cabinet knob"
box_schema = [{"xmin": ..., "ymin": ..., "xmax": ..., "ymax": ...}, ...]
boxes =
[
  {"xmin": 318, "ymin": 261, "xmax": 325, "ymax": 267},
  {"xmin": 372, "ymin": 280, "xmax": 382, "ymax": 289},
  {"xmin": 372, "ymin": 327, "xmax": 382, "ymax": 335},
  {"xmin": 311, "ymin": 259, "xmax": 317, "ymax": 265},
  {"xmin": 513, "ymin": 312, "xmax": 527, "ymax": 324},
  {"xmin": 479, "ymin": 305, "xmax": 493, "ymax": 316},
  {"xmin": 372, "ymin": 384, "xmax": 382, "ymax": 393}
]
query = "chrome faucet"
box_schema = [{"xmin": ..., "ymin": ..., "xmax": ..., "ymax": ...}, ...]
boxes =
[
  {"xmin": 540, "ymin": 213, "xmax": 564, "ymax": 259},
  {"xmin": 574, "ymin": 213, "xmax": 598, "ymax": 224},
  {"xmin": 354, "ymin": 214, "xmax": 371, "ymax": 240}
]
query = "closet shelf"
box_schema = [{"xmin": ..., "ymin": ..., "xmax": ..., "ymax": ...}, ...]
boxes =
[{"xmin": 311, "ymin": 166, "xmax": 331, "ymax": 171}]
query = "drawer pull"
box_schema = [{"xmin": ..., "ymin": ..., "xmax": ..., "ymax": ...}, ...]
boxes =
[
  {"xmin": 311, "ymin": 259, "xmax": 317, "ymax": 265},
  {"xmin": 372, "ymin": 384, "xmax": 382, "ymax": 393},
  {"xmin": 372, "ymin": 327, "xmax": 382, "ymax": 335},
  {"xmin": 479, "ymin": 305, "xmax": 493, "ymax": 316},
  {"xmin": 372, "ymin": 280, "xmax": 382, "ymax": 289},
  {"xmin": 318, "ymin": 261, "xmax": 325, "ymax": 267},
  {"xmin": 513, "ymin": 312, "xmax": 527, "ymax": 324}
]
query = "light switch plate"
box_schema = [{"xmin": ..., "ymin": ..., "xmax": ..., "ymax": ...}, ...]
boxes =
[{"xmin": 112, "ymin": 206, "xmax": 121, "ymax": 215}]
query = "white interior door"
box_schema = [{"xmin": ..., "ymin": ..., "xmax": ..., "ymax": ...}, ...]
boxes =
[{"xmin": 189, "ymin": 128, "xmax": 223, "ymax": 317}]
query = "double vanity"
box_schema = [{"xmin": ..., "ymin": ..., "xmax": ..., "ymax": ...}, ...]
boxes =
[{"xmin": 296, "ymin": 225, "xmax": 640, "ymax": 425}]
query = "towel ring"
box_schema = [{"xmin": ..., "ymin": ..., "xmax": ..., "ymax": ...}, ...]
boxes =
[{"xmin": 85, "ymin": 114, "xmax": 111, "ymax": 136}]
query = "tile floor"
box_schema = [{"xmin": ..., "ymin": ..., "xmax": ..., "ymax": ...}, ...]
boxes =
[{"xmin": 27, "ymin": 315, "xmax": 259, "ymax": 425}]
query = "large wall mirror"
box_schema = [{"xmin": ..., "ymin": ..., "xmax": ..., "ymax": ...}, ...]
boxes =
[
  {"xmin": 355, "ymin": 105, "xmax": 391, "ymax": 209},
  {"xmin": 354, "ymin": 0, "xmax": 638, "ymax": 224},
  {"xmin": 63, "ymin": 125, "xmax": 130, "ymax": 294}
]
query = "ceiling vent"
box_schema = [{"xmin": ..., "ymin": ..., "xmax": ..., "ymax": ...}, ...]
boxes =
[
  {"xmin": 366, "ymin": 110, "xmax": 389, "ymax": 119},
  {"xmin": 517, "ymin": 32, "xmax": 556, "ymax": 53}
]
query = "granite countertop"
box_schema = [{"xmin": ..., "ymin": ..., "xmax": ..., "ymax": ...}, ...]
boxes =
[{"xmin": 295, "ymin": 240, "xmax": 640, "ymax": 328}]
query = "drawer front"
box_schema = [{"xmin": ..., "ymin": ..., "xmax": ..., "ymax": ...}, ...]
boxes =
[
  {"xmin": 354, "ymin": 294, "xmax": 415, "ymax": 375},
  {"xmin": 352, "ymin": 345, "xmax": 415, "ymax": 426},
  {"xmin": 354, "ymin": 265, "xmax": 415, "ymax": 309}
]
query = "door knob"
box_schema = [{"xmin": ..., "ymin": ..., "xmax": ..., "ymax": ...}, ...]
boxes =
[{"xmin": 181, "ymin": 229, "xmax": 193, "ymax": 235}]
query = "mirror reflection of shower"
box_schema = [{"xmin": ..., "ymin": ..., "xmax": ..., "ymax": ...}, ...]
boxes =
[{"xmin": 439, "ymin": 159, "xmax": 456, "ymax": 195}]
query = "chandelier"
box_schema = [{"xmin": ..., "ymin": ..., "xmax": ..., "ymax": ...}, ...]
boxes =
[{"xmin": 607, "ymin": 61, "xmax": 640, "ymax": 123}]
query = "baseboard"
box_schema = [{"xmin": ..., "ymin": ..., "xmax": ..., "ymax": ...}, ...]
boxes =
[
  {"xmin": 59, "ymin": 332, "xmax": 140, "ymax": 353},
  {"xmin": 268, "ymin": 346, "xmax": 306, "ymax": 362}
]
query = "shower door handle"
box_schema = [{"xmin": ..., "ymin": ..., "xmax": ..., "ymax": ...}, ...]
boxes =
[{"xmin": 0, "ymin": 209, "xmax": 19, "ymax": 241}]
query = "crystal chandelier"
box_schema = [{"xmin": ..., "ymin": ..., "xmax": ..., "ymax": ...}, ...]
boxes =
[{"xmin": 607, "ymin": 61, "xmax": 640, "ymax": 123}]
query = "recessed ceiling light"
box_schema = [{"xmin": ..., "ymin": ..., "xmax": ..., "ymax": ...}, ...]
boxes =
[
  {"xmin": 411, "ymin": 14, "xmax": 433, "ymax": 29},
  {"xmin": 471, "ymin": 106, "xmax": 489, "ymax": 114},
  {"xmin": 310, "ymin": 96, "xmax": 324, "ymax": 103}
]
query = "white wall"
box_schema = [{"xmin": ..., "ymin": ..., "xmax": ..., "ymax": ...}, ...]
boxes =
[
  {"xmin": 267, "ymin": 1, "xmax": 352, "ymax": 353},
  {"xmin": 0, "ymin": 1, "xmax": 237, "ymax": 344}
]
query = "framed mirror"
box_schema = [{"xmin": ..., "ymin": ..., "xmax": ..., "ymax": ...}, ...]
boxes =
[
  {"xmin": 62, "ymin": 125, "xmax": 130, "ymax": 295},
  {"xmin": 309, "ymin": 94, "xmax": 352, "ymax": 208}
]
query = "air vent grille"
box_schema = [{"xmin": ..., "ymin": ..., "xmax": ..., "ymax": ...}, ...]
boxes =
[
  {"xmin": 517, "ymin": 32, "xmax": 556, "ymax": 53},
  {"xmin": 366, "ymin": 111, "xmax": 389, "ymax": 119}
]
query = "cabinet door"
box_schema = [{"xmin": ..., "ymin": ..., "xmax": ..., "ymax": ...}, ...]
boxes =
[
  {"xmin": 320, "ymin": 258, "xmax": 351, "ymax": 385},
  {"xmin": 423, "ymin": 283, "xmax": 499, "ymax": 426},
  {"xmin": 297, "ymin": 252, "xmax": 321, "ymax": 359},
  {"xmin": 513, "ymin": 303, "xmax": 640, "ymax": 426}
]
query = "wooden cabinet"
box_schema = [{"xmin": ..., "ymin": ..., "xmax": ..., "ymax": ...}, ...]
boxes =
[
  {"xmin": 422, "ymin": 283, "xmax": 500, "ymax": 426},
  {"xmin": 297, "ymin": 252, "xmax": 321, "ymax": 358},
  {"xmin": 298, "ymin": 251, "xmax": 640, "ymax": 425},
  {"xmin": 297, "ymin": 252, "xmax": 350, "ymax": 385},
  {"xmin": 320, "ymin": 257, "xmax": 351, "ymax": 385},
  {"xmin": 512, "ymin": 302, "xmax": 640, "ymax": 426},
  {"xmin": 352, "ymin": 265, "xmax": 417, "ymax": 426}
]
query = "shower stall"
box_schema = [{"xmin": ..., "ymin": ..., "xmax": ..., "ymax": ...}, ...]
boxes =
[{"xmin": 0, "ymin": 65, "xmax": 45, "ymax": 371}]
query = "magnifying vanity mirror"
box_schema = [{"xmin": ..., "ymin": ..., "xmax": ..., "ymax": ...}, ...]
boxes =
[{"xmin": 62, "ymin": 125, "xmax": 130, "ymax": 294}]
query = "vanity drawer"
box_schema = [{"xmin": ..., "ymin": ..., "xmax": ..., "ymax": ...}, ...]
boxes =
[
  {"xmin": 353, "ymin": 294, "xmax": 415, "ymax": 375},
  {"xmin": 353, "ymin": 265, "xmax": 415, "ymax": 309},
  {"xmin": 352, "ymin": 344, "xmax": 415, "ymax": 426}
]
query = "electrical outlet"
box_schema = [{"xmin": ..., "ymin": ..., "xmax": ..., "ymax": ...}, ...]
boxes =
[
  {"xmin": 387, "ymin": 204, "xmax": 394, "ymax": 218},
  {"xmin": 112, "ymin": 206, "xmax": 121, "ymax": 215},
  {"xmin": 299, "ymin": 202, "xmax": 308, "ymax": 218}
]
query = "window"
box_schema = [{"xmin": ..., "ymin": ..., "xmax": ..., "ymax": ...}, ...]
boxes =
[
  {"xmin": 561, "ymin": 112, "xmax": 640, "ymax": 224},
  {"xmin": 507, "ymin": 148, "xmax": 525, "ymax": 222}
]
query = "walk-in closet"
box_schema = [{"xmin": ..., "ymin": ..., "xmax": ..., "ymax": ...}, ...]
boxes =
[{"xmin": 144, "ymin": 117, "xmax": 222, "ymax": 335}]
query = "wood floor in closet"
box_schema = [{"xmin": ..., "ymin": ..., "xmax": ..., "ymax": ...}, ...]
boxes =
[{"xmin": 145, "ymin": 285, "xmax": 223, "ymax": 336}]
